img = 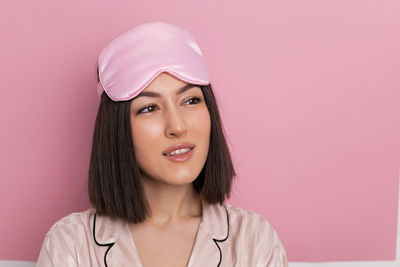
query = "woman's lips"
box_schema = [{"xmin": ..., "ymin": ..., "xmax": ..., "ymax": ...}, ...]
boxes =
[
  {"xmin": 162, "ymin": 142, "xmax": 195, "ymax": 155},
  {"xmin": 164, "ymin": 147, "xmax": 194, "ymax": 162}
]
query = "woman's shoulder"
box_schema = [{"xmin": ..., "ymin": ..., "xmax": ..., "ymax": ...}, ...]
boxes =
[
  {"xmin": 224, "ymin": 202, "xmax": 273, "ymax": 228},
  {"xmin": 41, "ymin": 209, "xmax": 96, "ymax": 250},
  {"xmin": 37, "ymin": 209, "xmax": 97, "ymax": 266},
  {"xmin": 52, "ymin": 208, "xmax": 95, "ymax": 223},
  {"xmin": 223, "ymin": 202, "xmax": 289, "ymax": 266},
  {"xmin": 46, "ymin": 208, "xmax": 95, "ymax": 236}
]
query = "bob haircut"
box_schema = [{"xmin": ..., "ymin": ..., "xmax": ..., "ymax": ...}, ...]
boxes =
[{"xmin": 88, "ymin": 67, "xmax": 236, "ymax": 223}]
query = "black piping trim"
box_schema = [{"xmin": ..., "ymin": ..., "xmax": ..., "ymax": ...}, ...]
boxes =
[
  {"xmin": 93, "ymin": 212, "xmax": 115, "ymax": 267},
  {"xmin": 212, "ymin": 204, "xmax": 230, "ymax": 267}
]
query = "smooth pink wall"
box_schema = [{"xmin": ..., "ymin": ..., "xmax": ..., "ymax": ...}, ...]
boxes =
[{"xmin": 1, "ymin": 0, "xmax": 399, "ymax": 262}]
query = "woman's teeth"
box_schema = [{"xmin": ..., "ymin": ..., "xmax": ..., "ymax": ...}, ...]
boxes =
[{"xmin": 166, "ymin": 148, "xmax": 191, "ymax": 156}]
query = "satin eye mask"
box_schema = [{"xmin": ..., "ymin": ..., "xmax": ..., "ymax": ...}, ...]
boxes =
[{"xmin": 96, "ymin": 21, "xmax": 210, "ymax": 102}]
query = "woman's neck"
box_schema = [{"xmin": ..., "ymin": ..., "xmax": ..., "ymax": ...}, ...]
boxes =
[{"xmin": 141, "ymin": 180, "xmax": 202, "ymax": 227}]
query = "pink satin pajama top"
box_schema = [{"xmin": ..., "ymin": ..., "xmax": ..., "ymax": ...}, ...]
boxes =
[{"xmin": 36, "ymin": 201, "xmax": 288, "ymax": 267}]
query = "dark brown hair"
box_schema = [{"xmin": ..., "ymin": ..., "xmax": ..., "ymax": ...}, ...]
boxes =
[{"xmin": 88, "ymin": 68, "xmax": 236, "ymax": 223}]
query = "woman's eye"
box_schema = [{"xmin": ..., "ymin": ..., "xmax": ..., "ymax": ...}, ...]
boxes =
[
  {"xmin": 138, "ymin": 104, "xmax": 158, "ymax": 114},
  {"xmin": 185, "ymin": 97, "xmax": 202, "ymax": 105},
  {"xmin": 137, "ymin": 97, "xmax": 202, "ymax": 114}
]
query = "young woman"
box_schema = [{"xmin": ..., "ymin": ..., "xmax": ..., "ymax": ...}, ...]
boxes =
[{"xmin": 37, "ymin": 21, "xmax": 288, "ymax": 267}]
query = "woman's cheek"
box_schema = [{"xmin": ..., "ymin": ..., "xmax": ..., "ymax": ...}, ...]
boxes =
[
  {"xmin": 132, "ymin": 120, "xmax": 162, "ymax": 156},
  {"xmin": 190, "ymin": 109, "xmax": 211, "ymax": 135}
]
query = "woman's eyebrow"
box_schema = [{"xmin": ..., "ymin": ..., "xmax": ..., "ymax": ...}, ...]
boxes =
[{"xmin": 134, "ymin": 84, "xmax": 197, "ymax": 99}]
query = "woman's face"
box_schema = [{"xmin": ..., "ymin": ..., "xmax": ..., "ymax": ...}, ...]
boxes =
[{"xmin": 130, "ymin": 72, "xmax": 211, "ymax": 186}]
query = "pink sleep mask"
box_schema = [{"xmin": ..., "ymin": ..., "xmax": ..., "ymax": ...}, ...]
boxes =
[{"xmin": 96, "ymin": 21, "xmax": 210, "ymax": 101}]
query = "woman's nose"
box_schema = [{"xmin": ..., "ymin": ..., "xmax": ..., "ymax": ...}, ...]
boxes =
[{"xmin": 165, "ymin": 108, "xmax": 188, "ymax": 138}]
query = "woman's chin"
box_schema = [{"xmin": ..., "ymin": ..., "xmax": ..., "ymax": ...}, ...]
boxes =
[{"xmin": 160, "ymin": 174, "xmax": 198, "ymax": 186}]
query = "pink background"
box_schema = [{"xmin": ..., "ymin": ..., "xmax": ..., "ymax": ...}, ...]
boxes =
[{"xmin": 1, "ymin": 0, "xmax": 399, "ymax": 262}]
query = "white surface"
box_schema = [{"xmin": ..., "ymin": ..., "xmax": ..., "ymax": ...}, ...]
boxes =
[{"xmin": 0, "ymin": 262, "xmax": 35, "ymax": 267}]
